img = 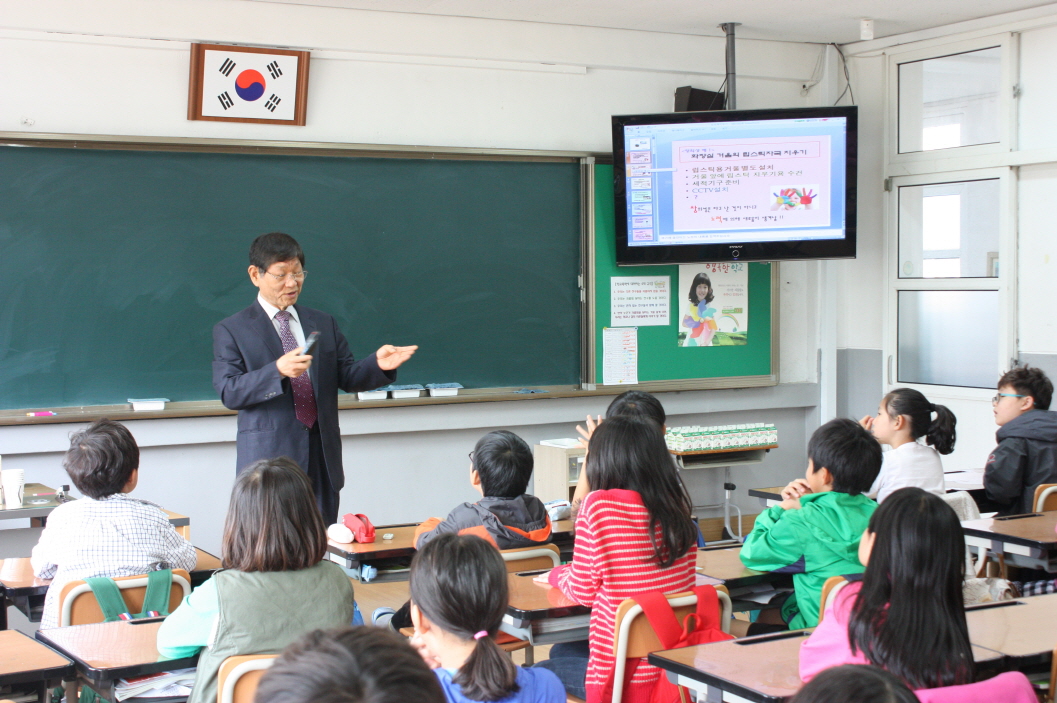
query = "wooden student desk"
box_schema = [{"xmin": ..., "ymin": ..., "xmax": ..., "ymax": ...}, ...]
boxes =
[
  {"xmin": 501, "ymin": 572, "xmax": 590, "ymax": 646},
  {"xmin": 327, "ymin": 518, "xmax": 574, "ymax": 582},
  {"xmin": 0, "ymin": 484, "xmax": 69, "ymax": 525},
  {"xmin": 649, "ymin": 630, "xmax": 1005, "ymax": 703},
  {"xmin": 36, "ymin": 619, "xmax": 198, "ymax": 702},
  {"xmin": 327, "ymin": 524, "xmax": 419, "ymax": 581},
  {"xmin": 696, "ymin": 546, "xmax": 793, "ymax": 612},
  {"xmin": 962, "ymin": 511, "xmax": 1057, "ymax": 571},
  {"xmin": 0, "ymin": 548, "xmax": 223, "ymax": 629},
  {"xmin": 966, "ymin": 594, "xmax": 1057, "ymax": 668},
  {"xmin": 0, "ymin": 629, "xmax": 74, "ymax": 703}
]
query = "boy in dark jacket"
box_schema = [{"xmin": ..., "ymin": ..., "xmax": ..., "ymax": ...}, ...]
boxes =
[
  {"xmin": 376, "ymin": 430, "xmax": 551, "ymax": 628},
  {"xmin": 984, "ymin": 365, "xmax": 1057, "ymax": 516},
  {"xmin": 413, "ymin": 430, "xmax": 551, "ymax": 549}
]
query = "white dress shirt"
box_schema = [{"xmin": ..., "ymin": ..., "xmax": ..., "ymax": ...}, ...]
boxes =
[
  {"xmin": 32, "ymin": 493, "xmax": 198, "ymax": 628},
  {"xmin": 869, "ymin": 440, "xmax": 947, "ymax": 503},
  {"xmin": 257, "ymin": 293, "xmax": 311, "ymax": 379}
]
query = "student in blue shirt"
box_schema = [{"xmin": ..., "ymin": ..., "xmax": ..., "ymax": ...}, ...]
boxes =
[{"xmin": 408, "ymin": 533, "xmax": 565, "ymax": 703}]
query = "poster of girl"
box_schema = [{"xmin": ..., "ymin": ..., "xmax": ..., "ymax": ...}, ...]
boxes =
[
  {"xmin": 681, "ymin": 272, "xmax": 718, "ymax": 347},
  {"xmin": 677, "ymin": 265, "xmax": 749, "ymax": 348}
]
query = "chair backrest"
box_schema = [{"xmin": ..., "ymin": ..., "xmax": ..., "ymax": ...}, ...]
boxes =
[
  {"xmin": 610, "ymin": 586, "xmax": 732, "ymax": 703},
  {"xmin": 218, "ymin": 654, "xmax": 277, "ymax": 703},
  {"xmin": 58, "ymin": 569, "xmax": 192, "ymax": 627},
  {"xmin": 500, "ymin": 544, "xmax": 561, "ymax": 572},
  {"xmin": 915, "ymin": 671, "xmax": 1035, "ymax": 703},
  {"xmin": 1035, "ymin": 483, "xmax": 1057, "ymax": 512},
  {"xmin": 818, "ymin": 575, "xmax": 850, "ymax": 623}
]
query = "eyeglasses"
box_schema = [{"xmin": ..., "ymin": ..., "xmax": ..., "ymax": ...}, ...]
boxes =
[
  {"xmin": 262, "ymin": 270, "xmax": 307, "ymax": 282},
  {"xmin": 992, "ymin": 392, "xmax": 1029, "ymax": 404},
  {"xmin": 468, "ymin": 451, "xmax": 474, "ymax": 463}
]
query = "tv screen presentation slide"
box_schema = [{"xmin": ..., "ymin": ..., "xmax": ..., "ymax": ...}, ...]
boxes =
[{"xmin": 622, "ymin": 116, "xmax": 848, "ymax": 248}]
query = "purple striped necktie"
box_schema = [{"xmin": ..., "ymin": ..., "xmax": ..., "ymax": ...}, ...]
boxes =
[{"xmin": 275, "ymin": 310, "xmax": 318, "ymax": 428}]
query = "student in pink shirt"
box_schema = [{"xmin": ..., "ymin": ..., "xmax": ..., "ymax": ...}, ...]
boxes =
[{"xmin": 799, "ymin": 487, "xmax": 973, "ymax": 689}]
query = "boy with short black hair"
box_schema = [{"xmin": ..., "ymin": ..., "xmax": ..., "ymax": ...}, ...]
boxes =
[
  {"xmin": 740, "ymin": 418, "xmax": 882, "ymax": 630},
  {"xmin": 375, "ymin": 430, "xmax": 551, "ymax": 629},
  {"xmin": 31, "ymin": 418, "xmax": 197, "ymax": 629},
  {"xmin": 414, "ymin": 430, "xmax": 551, "ymax": 549},
  {"xmin": 984, "ymin": 365, "xmax": 1057, "ymax": 516}
]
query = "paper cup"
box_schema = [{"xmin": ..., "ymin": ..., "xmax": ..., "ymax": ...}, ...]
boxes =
[{"xmin": 2, "ymin": 469, "xmax": 24, "ymax": 509}]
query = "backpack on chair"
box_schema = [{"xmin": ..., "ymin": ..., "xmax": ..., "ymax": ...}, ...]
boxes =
[
  {"xmin": 77, "ymin": 569, "xmax": 176, "ymax": 703},
  {"xmin": 605, "ymin": 584, "xmax": 735, "ymax": 703}
]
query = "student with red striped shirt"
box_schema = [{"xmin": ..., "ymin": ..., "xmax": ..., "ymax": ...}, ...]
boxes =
[{"xmin": 533, "ymin": 415, "xmax": 698, "ymax": 703}]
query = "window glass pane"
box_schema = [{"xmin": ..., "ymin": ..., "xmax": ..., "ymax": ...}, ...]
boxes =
[
  {"xmin": 898, "ymin": 179, "xmax": 999, "ymax": 278},
  {"xmin": 897, "ymin": 290, "xmax": 998, "ymax": 388},
  {"xmin": 898, "ymin": 47, "xmax": 1002, "ymax": 153}
]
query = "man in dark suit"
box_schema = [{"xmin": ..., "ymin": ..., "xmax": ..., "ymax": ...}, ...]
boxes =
[{"xmin": 213, "ymin": 232, "xmax": 416, "ymax": 525}]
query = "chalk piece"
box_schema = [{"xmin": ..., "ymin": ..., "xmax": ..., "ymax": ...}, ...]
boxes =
[{"xmin": 382, "ymin": 533, "xmax": 394, "ymax": 540}]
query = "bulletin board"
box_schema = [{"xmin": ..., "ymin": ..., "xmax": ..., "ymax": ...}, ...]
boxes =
[{"xmin": 585, "ymin": 163, "xmax": 778, "ymax": 390}]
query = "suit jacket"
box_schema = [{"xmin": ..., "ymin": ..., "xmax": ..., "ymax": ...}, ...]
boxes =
[{"xmin": 212, "ymin": 302, "xmax": 395, "ymax": 490}]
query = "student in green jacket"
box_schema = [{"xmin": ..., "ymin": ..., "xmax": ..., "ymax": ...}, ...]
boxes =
[{"xmin": 740, "ymin": 418, "xmax": 882, "ymax": 632}]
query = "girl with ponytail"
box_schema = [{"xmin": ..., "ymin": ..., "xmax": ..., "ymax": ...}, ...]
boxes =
[
  {"xmin": 408, "ymin": 533, "xmax": 564, "ymax": 703},
  {"xmin": 859, "ymin": 388, "xmax": 957, "ymax": 503}
]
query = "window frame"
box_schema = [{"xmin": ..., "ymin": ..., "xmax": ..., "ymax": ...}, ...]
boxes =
[
  {"xmin": 886, "ymin": 34, "xmax": 1017, "ymax": 168},
  {"xmin": 884, "ymin": 166, "xmax": 1017, "ymax": 401}
]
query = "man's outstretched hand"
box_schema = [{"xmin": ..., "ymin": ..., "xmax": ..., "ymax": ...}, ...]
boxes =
[{"xmin": 376, "ymin": 345, "xmax": 418, "ymax": 371}]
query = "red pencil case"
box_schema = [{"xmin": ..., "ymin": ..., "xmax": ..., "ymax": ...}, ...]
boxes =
[{"xmin": 342, "ymin": 513, "xmax": 376, "ymax": 543}]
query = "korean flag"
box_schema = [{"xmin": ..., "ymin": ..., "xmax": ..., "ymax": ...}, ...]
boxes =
[{"xmin": 201, "ymin": 50, "xmax": 299, "ymax": 121}]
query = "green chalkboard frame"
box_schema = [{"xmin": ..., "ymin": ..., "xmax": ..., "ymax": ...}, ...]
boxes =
[
  {"xmin": 0, "ymin": 132, "xmax": 598, "ymax": 425},
  {"xmin": 583, "ymin": 163, "xmax": 779, "ymax": 391}
]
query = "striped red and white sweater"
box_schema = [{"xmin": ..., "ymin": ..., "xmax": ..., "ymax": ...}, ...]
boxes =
[{"xmin": 548, "ymin": 488, "xmax": 696, "ymax": 703}]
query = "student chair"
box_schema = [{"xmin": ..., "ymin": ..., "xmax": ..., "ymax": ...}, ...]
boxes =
[
  {"xmin": 1035, "ymin": 483, "xmax": 1057, "ymax": 512},
  {"xmin": 217, "ymin": 654, "xmax": 277, "ymax": 703},
  {"xmin": 818, "ymin": 575, "xmax": 851, "ymax": 623},
  {"xmin": 57, "ymin": 569, "xmax": 192, "ymax": 627},
  {"xmin": 499, "ymin": 544, "xmax": 561, "ymax": 572},
  {"xmin": 610, "ymin": 586, "xmax": 733, "ymax": 703},
  {"xmin": 496, "ymin": 543, "xmax": 562, "ymax": 665},
  {"xmin": 915, "ymin": 671, "xmax": 1035, "ymax": 703}
]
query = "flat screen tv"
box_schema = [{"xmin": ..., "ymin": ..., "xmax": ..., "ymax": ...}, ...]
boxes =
[{"xmin": 613, "ymin": 106, "xmax": 857, "ymax": 265}]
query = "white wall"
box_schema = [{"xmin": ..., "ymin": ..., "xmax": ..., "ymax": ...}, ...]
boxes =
[
  {"xmin": 836, "ymin": 55, "xmax": 886, "ymax": 353},
  {"xmin": 0, "ymin": 0, "xmax": 830, "ymax": 554},
  {"xmin": 1017, "ymin": 24, "xmax": 1057, "ymax": 358}
]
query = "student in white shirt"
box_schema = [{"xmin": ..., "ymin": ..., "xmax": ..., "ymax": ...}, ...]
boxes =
[
  {"xmin": 859, "ymin": 388, "xmax": 957, "ymax": 503},
  {"xmin": 32, "ymin": 419, "xmax": 197, "ymax": 629}
]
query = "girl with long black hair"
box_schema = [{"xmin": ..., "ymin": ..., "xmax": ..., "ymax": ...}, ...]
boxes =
[
  {"xmin": 535, "ymin": 415, "xmax": 698, "ymax": 702},
  {"xmin": 860, "ymin": 388, "xmax": 957, "ymax": 503},
  {"xmin": 799, "ymin": 487, "xmax": 972, "ymax": 689},
  {"xmin": 408, "ymin": 533, "xmax": 564, "ymax": 702}
]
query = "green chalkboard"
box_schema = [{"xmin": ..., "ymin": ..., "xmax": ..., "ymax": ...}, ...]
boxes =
[
  {"xmin": 0, "ymin": 143, "xmax": 582, "ymax": 411},
  {"xmin": 591, "ymin": 164, "xmax": 775, "ymax": 386}
]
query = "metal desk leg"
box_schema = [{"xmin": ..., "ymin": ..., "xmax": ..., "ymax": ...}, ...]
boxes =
[{"xmin": 721, "ymin": 466, "xmax": 744, "ymax": 543}]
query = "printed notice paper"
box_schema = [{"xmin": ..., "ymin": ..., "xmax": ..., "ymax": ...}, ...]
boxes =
[
  {"xmin": 602, "ymin": 327, "xmax": 638, "ymax": 385},
  {"xmin": 611, "ymin": 276, "xmax": 670, "ymax": 326}
]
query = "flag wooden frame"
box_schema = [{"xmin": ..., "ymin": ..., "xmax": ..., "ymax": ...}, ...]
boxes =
[{"xmin": 188, "ymin": 43, "xmax": 310, "ymax": 126}]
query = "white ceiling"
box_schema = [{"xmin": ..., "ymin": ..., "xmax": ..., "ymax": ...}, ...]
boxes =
[{"xmin": 251, "ymin": 0, "xmax": 1057, "ymax": 44}]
